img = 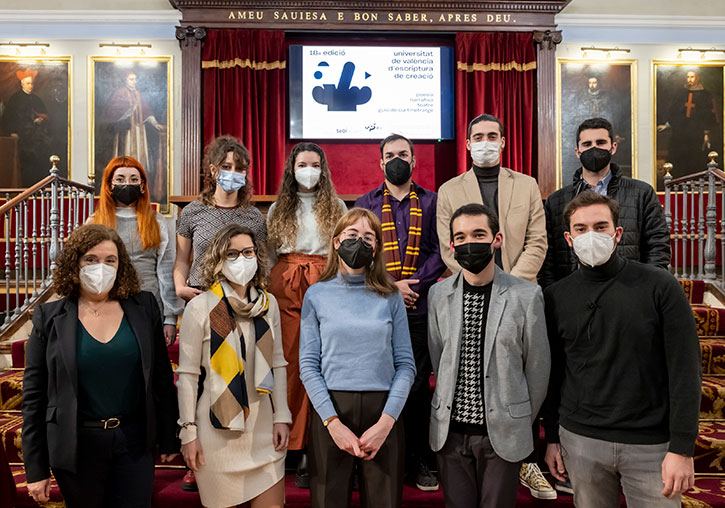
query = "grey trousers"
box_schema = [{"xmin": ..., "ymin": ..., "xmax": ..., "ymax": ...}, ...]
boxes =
[
  {"xmin": 559, "ymin": 426, "xmax": 681, "ymax": 508},
  {"xmin": 436, "ymin": 431, "xmax": 521, "ymax": 508}
]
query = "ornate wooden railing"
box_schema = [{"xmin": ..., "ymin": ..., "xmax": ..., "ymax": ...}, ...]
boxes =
[
  {"xmin": 664, "ymin": 151, "xmax": 723, "ymax": 287},
  {"xmin": 0, "ymin": 156, "xmax": 94, "ymax": 334}
]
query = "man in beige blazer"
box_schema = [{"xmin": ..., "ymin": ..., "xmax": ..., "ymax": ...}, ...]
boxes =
[{"xmin": 437, "ymin": 114, "xmax": 547, "ymax": 283}]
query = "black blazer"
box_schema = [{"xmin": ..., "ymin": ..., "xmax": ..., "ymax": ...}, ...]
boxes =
[{"xmin": 22, "ymin": 291, "xmax": 179, "ymax": 482}]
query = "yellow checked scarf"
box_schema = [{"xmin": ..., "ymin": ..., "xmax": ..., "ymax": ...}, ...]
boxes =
[
  {"xmin": 207, "ymin": 282, "xmax": 274, "ymax": 431},
  {"xmin": 382, "ymin": 183, "xmax": 422, "ymax": 280}
]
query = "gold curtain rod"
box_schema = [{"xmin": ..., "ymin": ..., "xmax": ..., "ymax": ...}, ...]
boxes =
[
  {"xmin": 580, "ymin": 46, "xmax": 631, "ymax": 53},
  {"xmin": 99, "ymin": 42, "xmax": 153, "ymax": 49},
  {"xmin": 0, "ymin": 41, "xmax": 50, "ymax": 48}
]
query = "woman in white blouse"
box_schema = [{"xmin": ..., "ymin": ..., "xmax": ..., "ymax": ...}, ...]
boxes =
[{"xmin": 266, "ymin": 142, "xmax": 346, "ymax": 484}]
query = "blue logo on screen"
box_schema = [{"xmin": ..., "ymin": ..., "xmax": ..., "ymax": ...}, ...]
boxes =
[{"xmin": 312, "ymin": 61, "xmax": 372, "ymax": 111}]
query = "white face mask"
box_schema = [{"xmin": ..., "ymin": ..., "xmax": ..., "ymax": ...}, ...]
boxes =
[
  {"xmin": 79, "ymin": 263, "xmax": 117, "ymax": 295},
  {"xmin": 222, "ymin": 256, "xmax": 258, "ymax": 286},
  {"xmin": 294, "ymin": 166, "xmax": 321, "ymax": 190},
  {"xmin": 571, "ymin": 231, "xmax": 617, "ymax": 267},
  {"xmin": 469, "ymin": 140, "xmax": 501, "ymax": 167}
]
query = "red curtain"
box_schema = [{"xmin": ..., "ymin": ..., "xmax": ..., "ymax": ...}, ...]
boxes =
[
  {"xmin": 202, "ymin": 29, "xmax": 286, "ymax": 194},
  {"xmin": 455, "ymin": 32, "xmax": 536, "ymax": 177}
]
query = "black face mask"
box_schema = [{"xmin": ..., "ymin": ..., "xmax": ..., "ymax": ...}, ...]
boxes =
[
  {"xmin": 579, "ymin": 147, "xmax": 612, "ymax": 173},
  {"xmin": 112, "ymin": 184, "xmax": 142, "ymax": 206},
  {"xmin": 454, "ymin": 242, "xmax": 494, "ymax": 274},
  {"xmin": 337, "ymin": 237, "xmax": 374, "ymax": 269},
  {"xmin": 384, "ymin": 158, "xmax": 412, "ymax": 186}
]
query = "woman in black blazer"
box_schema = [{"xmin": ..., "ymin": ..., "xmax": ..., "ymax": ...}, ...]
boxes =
[{"xmin": 22, "ymin": 224, "xmax": 179, "ymax": 507}]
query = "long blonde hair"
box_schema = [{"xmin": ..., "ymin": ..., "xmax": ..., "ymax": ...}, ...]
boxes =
[
  {"xmin": 267, "ymin": 142, "xmax": 344, "ymax": 252},
  {"xmin": 319, "ymin": 208, "xmax": 397, "ymax": 296}
]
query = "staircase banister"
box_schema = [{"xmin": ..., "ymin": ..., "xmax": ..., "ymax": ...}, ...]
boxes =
[
  {"xmin": 667, "ymin": 167, "xmax": 725, "ymax": 188},
  {"xmin": 0, "ymin": 177, "xmax": 94, "ymax": 219},
  {"xmin": 55, "ymin": 177, "xmax": 94, "ymax": 194},
  {"xmin": 0, "ymin": 175, "xmax": 55, "ymax": 217},
  {"xmin": 667, "ymin": 170, "xmax": 711, "ymax": 187}
]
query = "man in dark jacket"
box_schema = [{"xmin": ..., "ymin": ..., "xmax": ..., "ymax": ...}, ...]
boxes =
[
  {"xmin": 539, "ymin": 117, "xmax": 670, "ymax": 289},
  {"xmin": 543, "ymin": 191, "xmax": 700, "ymax": 507}
]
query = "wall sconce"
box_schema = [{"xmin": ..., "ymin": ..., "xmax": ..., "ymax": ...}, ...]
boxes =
[
  {"xmin": 99, "ymin": 42, "xmax": 153, "ymax": 55},
  {"xmin": 677, "ymin": 47, "xmax": 725, "ymax": 60},
  {"xmin": 580, "ymin": 46, "xmax": 631, "ymax": 59},
  {"xmin": 0, "ymin": 41, "xmax": 50, "ymax": 55}
]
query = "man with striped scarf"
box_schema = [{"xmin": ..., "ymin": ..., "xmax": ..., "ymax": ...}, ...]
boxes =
[{"xmin": 355, "ymin": 133, "xmax": 446, "ymax": 492}]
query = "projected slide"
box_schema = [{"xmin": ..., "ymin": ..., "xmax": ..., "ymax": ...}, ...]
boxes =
[{"xmin": 289, "ymin": 45, "xmax": 454, "ymax": 140}]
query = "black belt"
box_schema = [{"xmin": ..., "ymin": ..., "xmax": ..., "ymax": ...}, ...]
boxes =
[{"xmin": 80, "ymin": 416, "xmax": 137, "ymax": 429}]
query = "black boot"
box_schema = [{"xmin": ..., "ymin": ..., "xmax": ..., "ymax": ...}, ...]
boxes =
[{"xmin": 295, "ymin": 452, "xmax": 310, "ymax": 489}]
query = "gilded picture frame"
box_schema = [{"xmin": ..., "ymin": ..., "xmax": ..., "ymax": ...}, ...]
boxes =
[
  {"xmin": 89, "ymin": 56, "xmax": 172, "ymax": 214},
  {"xmin": 0, "ymin": 56, "xmax": 72, "ymax": 187},
  {"xmin": 556, "ymin": 59, "xmax": 637, "ymax": 190},
  {"xmin": 652, "ymin": 61, "xmax": 725, "ymax": 191}
]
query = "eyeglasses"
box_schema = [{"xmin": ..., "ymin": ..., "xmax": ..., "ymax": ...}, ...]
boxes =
[
  {"xmin": 225, "ymin": 248, "xmax": 256, "ymax": 260},
  {"xmin": 112, "ymin": 176, "xmax": 142, "ymax": 185},
  {"xmin": 340, "ymin": 230, "xmax": 376, "ymax": 246}
]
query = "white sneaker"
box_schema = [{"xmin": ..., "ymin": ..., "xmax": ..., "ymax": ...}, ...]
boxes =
[{"xmin": 519, "ymin": 462, "xmax": 557, "ymax": 500}]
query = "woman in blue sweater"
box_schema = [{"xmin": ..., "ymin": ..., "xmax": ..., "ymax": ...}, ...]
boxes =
[{"xmin": 299, "ymin": 207, "xmax": 416, "ymax": 508}]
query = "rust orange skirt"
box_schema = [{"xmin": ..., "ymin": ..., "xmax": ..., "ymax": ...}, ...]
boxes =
[{"xmin": 269, "ymin": 252, "xmax": 327, "ymax": 450}]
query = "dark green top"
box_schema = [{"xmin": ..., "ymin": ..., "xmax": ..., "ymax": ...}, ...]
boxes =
[{"xmin": 77, "ymin": 315, "xmax": 144, "ymax": 421}]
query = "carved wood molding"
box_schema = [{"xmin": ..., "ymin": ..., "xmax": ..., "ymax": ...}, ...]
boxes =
[
  {"xmin": 533, "ymin": 29, "xmax": 563, "ymax": 50},
  {"xmin": 175, "ymin": 25, "xmax": 208, "ymax": 45},
  {"xmin": 177, "ymin": 25, "xmax": 207, "ymax": 195},
  {"xmin": 171, "ymin": 0, "xmax": 570, "ymax": 12}
]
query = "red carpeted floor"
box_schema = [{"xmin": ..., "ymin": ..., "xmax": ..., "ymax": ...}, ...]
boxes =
[{"xmin": 147, "ymin": 469, "xmax": 617, "ymax": 508}]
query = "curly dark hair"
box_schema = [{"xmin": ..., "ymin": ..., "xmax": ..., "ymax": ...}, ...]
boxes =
[
  {"xmin": 198, "ymin": 224, "xmax": 269, "ymax": 291},
  {"xmin": 267, "ymin": 142, "xmax": 344, "ymax": 252},
  {"xmin": 52, "ymin": 224, "xmax": 140, "ymax": 299},
  {"xmin": 199, "ymin": 135, "xmax": 253, "ymax": 209}
]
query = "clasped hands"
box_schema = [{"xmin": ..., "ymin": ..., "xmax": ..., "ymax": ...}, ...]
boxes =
[{"xmin": 327, "ymin": 414, "xmax": 395, "ymax": 460}]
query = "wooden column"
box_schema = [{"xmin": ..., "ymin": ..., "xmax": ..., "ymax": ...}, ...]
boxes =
[
  {"xmin": 175, "ymin": 25, "xmax": 207, "ymax": 196},
  {"xmin": 533, "ymin": 29, "xmax": 562, "ymax": 198}
]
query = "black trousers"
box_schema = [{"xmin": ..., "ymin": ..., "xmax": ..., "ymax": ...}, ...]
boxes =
[
  {"xmin": 52, "ymin": 421, "xmax": 154, "ymax": 508},
  {"xmin": 401, "ymin": 314, "xmax": 434, "ymax": 469},
  {"xmin": 437, "ymin": 431, "xmax": 521, "ymax": 508},
  {"xmin": 308, "ymin": 391, "xmax": 405, "ymax": 508}
]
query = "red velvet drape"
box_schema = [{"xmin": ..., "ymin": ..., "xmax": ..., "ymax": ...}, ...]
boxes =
[
  {"xmin": 202, "ymin": 30, "xmax": 286, "ymax": 194},
  {"xmin": 455, "ymin": 32, "xmax": 536, "ymax": 177}
]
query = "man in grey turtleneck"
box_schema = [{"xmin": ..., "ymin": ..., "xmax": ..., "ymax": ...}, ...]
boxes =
[{"xmin": 437, "ymin": 114, "xmax": 547, "ymax": 284}]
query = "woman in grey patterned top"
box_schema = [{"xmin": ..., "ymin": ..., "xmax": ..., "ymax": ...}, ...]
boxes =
[
  {"xmin": 174, "ymin": 135, "xmax": 267, "ymax": 301},
  {"xmin": 89, "ymin": 155, "xmax": 183, "ymax": 345}
]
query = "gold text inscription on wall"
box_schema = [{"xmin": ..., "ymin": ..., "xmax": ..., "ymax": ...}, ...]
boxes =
[{"xmin": 226, "ymin": 10, "xmax": 515, "ymax": 25}]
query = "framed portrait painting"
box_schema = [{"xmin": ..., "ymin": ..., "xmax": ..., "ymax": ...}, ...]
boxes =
[
  {"xmin": 90, "ymin": 56, "xmax": 172, "ymax": 213},
  {"xmin": 557, "ymin": 59, "xmax": 636, "ymax": 189},
  {"xmin": 653, "ymin": 61, "xmax": 724, "ymax": 191},
  {"xmin": 0, "ymin": 56, "xmax": 71, "ymax": 187}
]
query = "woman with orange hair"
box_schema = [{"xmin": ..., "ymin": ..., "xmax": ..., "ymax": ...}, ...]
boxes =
[{"xmin": 90, "ymin": 156, "xmax": 183, "ymax": 346}]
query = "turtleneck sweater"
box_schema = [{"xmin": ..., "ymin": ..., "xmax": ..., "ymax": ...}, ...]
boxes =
[
  {"xmin": 542, "ymin": 255, "xmax": 701, "ymax": 456},
  {"xmin": 472, "ymin": 163, "xmax": 502, "ymax": 268},
  {"xmin": 299, "ymin": 272, "xmax": 416, "ymax": 422},
  {"xmin": 472, "ymin": 163, "xmax": 500, "ymax": 212}
]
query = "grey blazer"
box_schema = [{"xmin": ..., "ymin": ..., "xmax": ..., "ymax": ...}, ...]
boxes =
[{"xmin": 427, "ymin": 266, "xmax": 550, "ymax": 462}]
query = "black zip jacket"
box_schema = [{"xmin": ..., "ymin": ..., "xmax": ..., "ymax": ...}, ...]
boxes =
[{"xmin": 538, "ymin": 163, "xmax": 670, "ymax": 288}]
